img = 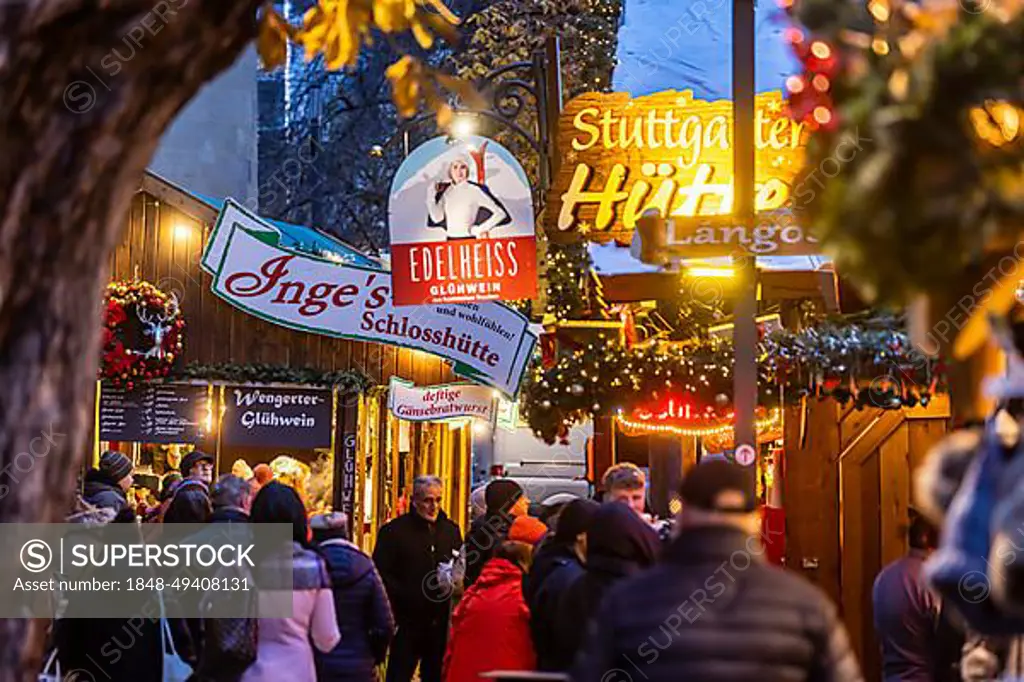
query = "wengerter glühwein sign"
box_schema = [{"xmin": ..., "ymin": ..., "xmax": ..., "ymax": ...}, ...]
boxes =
[
  {"xmin": 547, "ymin": 89, "xmax": 816, "ymax": 257},
  {"xmin": 201, "ymin": 201, "xmax": 537, "ymax": 396}
]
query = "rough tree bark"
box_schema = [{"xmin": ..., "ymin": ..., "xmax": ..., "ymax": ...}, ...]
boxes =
[{"xmin": 0, "ymin": 1, "xmax": 261, "ymax": 679}]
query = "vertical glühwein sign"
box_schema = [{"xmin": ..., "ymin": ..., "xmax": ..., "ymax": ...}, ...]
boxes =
[
  {"xmin": 388, "ymin": 135, "xmax": 538, "ymax": 306},
  {"xmin": 547, "ymin": 89, "xmax": 816, "ymax": 257}
]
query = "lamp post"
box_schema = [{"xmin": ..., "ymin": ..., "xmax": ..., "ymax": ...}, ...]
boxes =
[
  {"xmin": 373, "ymin": 38, "xmax": 561, "ymax": 209},
  {"xmin": 732, "ymin": 0, "xmax": 759, "ymax": 494}
]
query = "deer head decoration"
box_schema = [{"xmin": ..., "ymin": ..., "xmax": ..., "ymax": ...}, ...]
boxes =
[{"xmin": 136, "ymin": 294, "xmax": 179, "ymax": 360}]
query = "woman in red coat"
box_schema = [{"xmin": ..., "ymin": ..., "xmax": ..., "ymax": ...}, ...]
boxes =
[{"xmin": 444, "ymin": 520, "xmax": 545, "ymax": 682}]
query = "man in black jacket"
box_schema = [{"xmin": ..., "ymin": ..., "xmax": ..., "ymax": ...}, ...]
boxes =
[
  {"xmin": 373, "ymin": 475, "xmax": 462, "ymax": 682},
  {"xmin": 525, "ymin": 498, "xmax": 599, "ymax": 671},
  {"xmin": 571, "ymin": 460, "xmax": 863, "ymax": 682}
]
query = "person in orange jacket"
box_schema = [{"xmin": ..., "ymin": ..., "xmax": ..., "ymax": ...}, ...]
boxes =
[{"xmin": 443, "ymin": 517, "xmax": 546, "ymax": 682}]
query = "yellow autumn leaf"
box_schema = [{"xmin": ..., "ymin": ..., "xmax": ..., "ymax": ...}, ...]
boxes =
[
  {"xmin": 386, "ymin": 56, "xmax": 421, "ymax": 117},
  {"xmin": 411, "ymin": 18, "xmax": 435, "ymax": 49},
  {"xmin": 299, "ymin": 7, "xmax": 330, "ymax": 60},
  {"xmin": 271, "ymin": 0, "xmax": 469, "ymax": 118},
  {"xmin": 435, "ymin": 103, "xmax": 454, "ymax": 129},
  {"xmin": 374, "ymin": 0, "xmax": 415, "ymax": 33},
  {"xmin": 338, "ymin": 1, "xmax": 373, "ymax": 66},
  {"xmin": 324, "ymin": 8, "xmax": 353, "ymax": 68},
  {"xmin": 257, "ymin": 7, "xmax": 292, "ymax": 70}
]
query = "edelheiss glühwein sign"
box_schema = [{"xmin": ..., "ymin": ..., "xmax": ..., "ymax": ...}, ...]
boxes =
[
  {"xmin": 201, "ymin": 201, "xmax": 537, "ymax": 397},
  {"xmin": 547, "ymin": 89, "xmax": 819, "ymax": 257},
  {"xmin": 388, "ymin": 136, "xmax": 537, "ymax": 306}
]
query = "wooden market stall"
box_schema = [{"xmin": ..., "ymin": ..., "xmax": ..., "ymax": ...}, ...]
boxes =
[
  {"xmin": 784, "ymin": 395, "xmax": 952, "ymax": 682},
  {"xmin": 95, "ymin": 171, "xmax": 473, "ymax": 546},
  {"xmin": 581, "ymin": 255, "xmax": 975, "ymax": 682}
]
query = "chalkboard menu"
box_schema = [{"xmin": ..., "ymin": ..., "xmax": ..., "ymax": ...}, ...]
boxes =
[
  {"xmin": 99, "ymin": 384, "xmax": 210, "ymax": 444},
  {"xmin": 222, "ymin": 386, "xmax": 333, "ymax": 449}
]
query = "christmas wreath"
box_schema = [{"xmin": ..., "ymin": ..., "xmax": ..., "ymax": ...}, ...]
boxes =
[
  {"xmin": 784, "ymin": 0, "xmax": 1024, "ymax": 305},
  {"xmin": 100, "ymin": 281, "xmax": 185, "ymax": 389}
]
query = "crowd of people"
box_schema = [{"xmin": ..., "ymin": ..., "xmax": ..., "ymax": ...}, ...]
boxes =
[{"xmin": 52, "ymin": 452, "xmax": 865, "ymax": 682}]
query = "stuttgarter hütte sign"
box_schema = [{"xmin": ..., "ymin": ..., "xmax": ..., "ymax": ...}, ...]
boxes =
[
  {"xmin": 547, "ymin": 89, "xmax": 819, "ymax": 257},
  {"xmin": 201, "ymin": 200, "xmax": 537, "ymax": 397}
]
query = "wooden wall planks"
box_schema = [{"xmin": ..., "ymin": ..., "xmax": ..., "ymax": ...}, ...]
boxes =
[
  {"xmin": 117, "ymin": 189, "xmax": 456, "ymax": 387},
  {"xmin": 786, "ymin": 397, "xmax": 950, "ymax": 682}
]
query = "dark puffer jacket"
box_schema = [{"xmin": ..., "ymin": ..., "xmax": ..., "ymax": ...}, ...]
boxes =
[
  {"xmin": 316, "ymin": 538, "xmax": 395, "ymax": 681},
  {"xmin": 555, "ymin": 502, "xmax": 660, "ymax": 665},
  {"xmin": 570, "ymin": 525, "xmax": 864, "ymax": 682},
  {"xmin": 525, "ymin": 541, "xmax": 585, "ymax": 671}
]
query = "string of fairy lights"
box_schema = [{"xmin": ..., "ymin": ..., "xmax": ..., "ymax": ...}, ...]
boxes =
[{"xmin": 616, "ymin": 408, "xmax": 783, "ymax": 438}]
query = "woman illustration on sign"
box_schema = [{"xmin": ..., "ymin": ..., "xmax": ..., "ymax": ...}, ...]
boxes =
[{"xmin": 427, "ymin": 145, "xmax": 511, "ymax": 240}]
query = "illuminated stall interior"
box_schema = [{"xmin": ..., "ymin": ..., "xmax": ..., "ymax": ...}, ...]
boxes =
[{"xmin": 352, "ymin": 387, "xmax": 472, "ymax": 552}]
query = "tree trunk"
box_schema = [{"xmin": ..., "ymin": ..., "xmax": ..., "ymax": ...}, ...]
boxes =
[{"xmin": 0, "ymin": 2, "xmax": 261, "ymax": 679}]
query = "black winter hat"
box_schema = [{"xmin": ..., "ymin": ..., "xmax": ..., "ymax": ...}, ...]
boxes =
[
  {"xmin": 554, "ymin": 498, "xmax": 600, "ymax": 542},
  {"xmin": 180, "ymin": 450, "xmax": 214, "ymax": 477},
  {"xmin": 678, "ymin": 459, "xmax": 757, "ymax": 513},
  {"xmin": 99, "ymin": 450, "xmax": 133, "ymax": 482},
  {"xmin": 485, "ymin": 479, "xmax": 524, "ymax": 514}
]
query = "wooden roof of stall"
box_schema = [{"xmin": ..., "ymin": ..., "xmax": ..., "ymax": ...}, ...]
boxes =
[
  {"xmin": 597, "ymin": 268, "xmax": 841, "ymax": 311},
  {"xmin": 122, "ymin": 171, "xmax": 455, "ymax": 387}
]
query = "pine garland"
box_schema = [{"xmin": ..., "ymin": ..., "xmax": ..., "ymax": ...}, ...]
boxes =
[
  {"xmin": 522, "ymin": 338, "xmax": 776, "ymax": 443},
  {"xmin": 763, "ymin": 313, "xmax": 942, "ymax": 408},
  {"xmin": 522, "ymin": 314, "xmax": 943, "ymax": 443},
  {"xmin": 172, "ymin": 362, "xmax": 372, "ymax": 392}
]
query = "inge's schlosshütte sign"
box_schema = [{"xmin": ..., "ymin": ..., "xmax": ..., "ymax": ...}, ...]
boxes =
[
  {"xmin": 547, "ymin": 89, "xmax": 818, "ymax": 256},
  {"xmin": 202, "ymin": 201, "xmax": 537, "ymax": 397}
]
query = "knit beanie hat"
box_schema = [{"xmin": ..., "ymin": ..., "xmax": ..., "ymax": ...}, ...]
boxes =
[
  {"xmin": 99, "ymin": 450, "xmax": 132, "ymax": 482},
  {"xmin": 485, "ymin": 479, "xmax": 524, "ymax": 514},
  {"xmin": 554, "ymin": 498, "xmax": 600, "ymax": 542},
  {"xmin": 508, "ymin": 516, "xmax": 548, "ymax": 546}
]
